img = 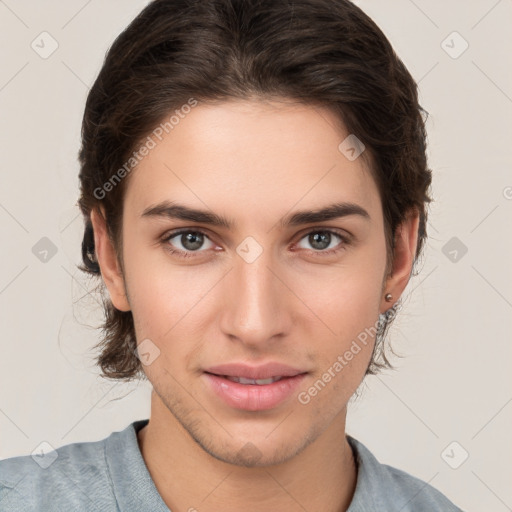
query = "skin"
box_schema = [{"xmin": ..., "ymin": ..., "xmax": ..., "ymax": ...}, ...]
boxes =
[{"xmin": 91, "ymin": 98, "xmax": 419, "ymax": 512}]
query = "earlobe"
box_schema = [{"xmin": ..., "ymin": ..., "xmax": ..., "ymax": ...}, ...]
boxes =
[
  {"xmin": 90, "ymin": 207, "xmax": 131, "ymax": 312},
  {"xmin": 381, "ymin": 210, "xmax": 420, "ymax": 313}
]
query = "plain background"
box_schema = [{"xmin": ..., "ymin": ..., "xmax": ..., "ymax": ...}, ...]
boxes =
[{"xmin": 0, "ymin": 1, "xmax": 511, "ymax": 510}]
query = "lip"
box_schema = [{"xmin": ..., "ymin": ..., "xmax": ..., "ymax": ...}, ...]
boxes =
[
  {"xmin": 203, "ymin": 373, "xmax": 307, "ymax": 411},
  {"xmin": 204, "ymin": 362, "xmax": 306, "ymax": 380}
]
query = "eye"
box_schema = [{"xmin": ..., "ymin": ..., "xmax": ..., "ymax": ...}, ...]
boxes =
[
  {"xmin": 162, "ymin": 229, "xmax": 215, "ymax": 257},
  {"xmin": 161, "ymin": 228, "xmax": 350, "ymax": 259},
  {"xmin": 295, "ymin": 229, "xmax": 349, "ymax": 255}
]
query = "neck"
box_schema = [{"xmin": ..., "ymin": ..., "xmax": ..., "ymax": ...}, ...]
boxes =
[{"xmin": 137, "ymin": 390, "xmax": 357, "ymax": 512}]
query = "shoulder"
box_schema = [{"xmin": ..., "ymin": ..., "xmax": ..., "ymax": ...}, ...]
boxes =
[
  {"xmin": 347, "ymin": 436, "xmax": 465, "ymax": 512},
  {"xmin": 0, "ymin": 428, "xmax": 119, "ymax": 512}
]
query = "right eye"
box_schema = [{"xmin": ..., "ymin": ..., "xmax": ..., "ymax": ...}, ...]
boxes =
[{"xmin": 161, "ymin": 229, "xmax": 216, "ymax": 258}]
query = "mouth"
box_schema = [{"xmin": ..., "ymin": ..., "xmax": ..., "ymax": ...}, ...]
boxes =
[
  {"xmin": 206, "ymin": 374, "xmax": 287, "ymax": 385},
  {"xmin": 202, "ymin": 365, "xmax": 308, "ymax": 411},
  {"xmin": 204, "ymin": 361, "xmax": 307, "ymax": 380}
]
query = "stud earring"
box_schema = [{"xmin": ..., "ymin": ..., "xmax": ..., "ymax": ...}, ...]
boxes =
[{"xmin": 385, "ymin": 293, "xmax": 393, "ymax": 302}]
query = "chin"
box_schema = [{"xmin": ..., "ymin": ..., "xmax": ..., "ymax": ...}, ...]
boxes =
[
  {"xmin": 189, "ymin": 422, "xmax": 320, "ymax": 468},
  {"xmin": 201, "ymin": 440, "xmax": 301, "ymax": 468}
]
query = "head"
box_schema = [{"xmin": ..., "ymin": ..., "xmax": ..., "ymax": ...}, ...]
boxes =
[{"xmin": 78, "ymin": 0, "xmax": 431, "ymax": 465}]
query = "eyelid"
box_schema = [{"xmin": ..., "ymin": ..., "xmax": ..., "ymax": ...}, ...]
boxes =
[
  {"xmin": 294, "ymin": 226, "xmax": 352, "ymax": 242},
  {"xmin": 161, "ymin": 226, "xmax": 351, "ymax": 257},
  {"xmin": 291, "ymin": 228, "xmax": 351, "ymax": 254},
  {"xmin": 161, "ymin": 228, "xmax": 217, "ymax": 251}
]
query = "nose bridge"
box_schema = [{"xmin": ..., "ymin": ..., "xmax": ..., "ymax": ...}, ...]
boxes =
[{"xmin": 221, "ymin": 244, "xmax": 289, "ymax": 342}]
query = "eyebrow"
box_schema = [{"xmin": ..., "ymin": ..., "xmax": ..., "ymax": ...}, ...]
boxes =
[{"xmin": 141, "ymin": 200, "xmax": 370, "ymax": 229}]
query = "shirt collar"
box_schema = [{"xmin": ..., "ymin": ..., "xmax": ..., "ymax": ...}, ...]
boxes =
[{"xmin": 105, "ymin": 419, "xmax": 169, "ymax": 512}]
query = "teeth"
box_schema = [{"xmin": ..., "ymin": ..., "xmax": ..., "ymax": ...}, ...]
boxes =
[{"xmin": 225, "ymin": 376, "xmax": 283, "ymax": 385}]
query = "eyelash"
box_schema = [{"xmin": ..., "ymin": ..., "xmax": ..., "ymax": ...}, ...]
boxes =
[{"xmin": 160, "ymin": 228, "xmax": 351, "ymax": 259}]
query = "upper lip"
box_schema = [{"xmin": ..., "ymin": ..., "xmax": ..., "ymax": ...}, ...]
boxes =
[{"xmin": 204, "ymin": 362, "xmax": 307, "ymax": 380}]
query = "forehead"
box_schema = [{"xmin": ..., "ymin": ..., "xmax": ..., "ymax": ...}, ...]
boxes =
[{"xmin": 123, "ymin": 99, "xmax": 381, "ymax": 226}]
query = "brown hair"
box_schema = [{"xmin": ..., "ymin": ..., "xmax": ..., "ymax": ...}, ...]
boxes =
[{"xmin": 78, "ymin": 0, "xmax": 432, "ymax": 381}]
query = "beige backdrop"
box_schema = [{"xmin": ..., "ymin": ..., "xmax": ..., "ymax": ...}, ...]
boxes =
[{"xmin": 1, "ymin": 1, "xmax": 511, "ymax": 511}]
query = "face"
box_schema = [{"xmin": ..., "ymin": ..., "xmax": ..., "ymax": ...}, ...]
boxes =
[{"xmin": 93, "ymin": 98, "xmax": 417, "ymax": 467}]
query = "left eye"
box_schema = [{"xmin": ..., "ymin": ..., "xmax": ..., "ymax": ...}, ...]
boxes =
[{"xmin": 295, "ymin": 230, "xmax": 346, "ymax": 252}]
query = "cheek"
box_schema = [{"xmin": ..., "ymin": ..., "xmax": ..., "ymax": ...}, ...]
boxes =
[
  {"xmin": 297, "ymin": 291, "xmax": 377, "ymax": 413},
  {"xmin": 123, "ymin": 239, "xmax": 220, "ymax": 351},
  {"xmin": 297, "ymin": 251, "xmax": 384, "ymax": 384},
  {"xmin": 128, "ymin": 266, "xmax": 206, "ymax": 337},
  {"xmin": 298, "ymin": 253, "xmax": 384, "ymax": 338},
  {"xmin": 126, "ymin": 262, "xmax": 207, "ymax": 381}
]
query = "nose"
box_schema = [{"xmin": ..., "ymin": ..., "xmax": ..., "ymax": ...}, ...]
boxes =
[{"xmin": 219, "ymin": 247, "xmax": 293, "ymax": 349}]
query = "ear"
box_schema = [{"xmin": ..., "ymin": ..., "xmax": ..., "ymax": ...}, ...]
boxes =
[
  {"xmin": 380, "ymin": 209, "xmax": 420, "ymax": 314},
  {"xmin": 90, "ymin": 207, "xmax": 131, "ymax": 312}
]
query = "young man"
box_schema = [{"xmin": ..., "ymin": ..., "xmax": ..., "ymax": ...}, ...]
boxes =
[{"xmin": 0, "ymin": 1, "xmax": 464, "ymax": 510}]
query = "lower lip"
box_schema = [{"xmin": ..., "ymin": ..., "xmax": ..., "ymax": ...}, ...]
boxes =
[{"xmin": 202, "ymin": 373, "xmax": 307, "ymax": 411}]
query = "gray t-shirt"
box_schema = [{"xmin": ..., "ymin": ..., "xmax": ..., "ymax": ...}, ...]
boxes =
[{"xmin": 0, "ymin": 419, "xmax": 463, "ymax": 511}]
